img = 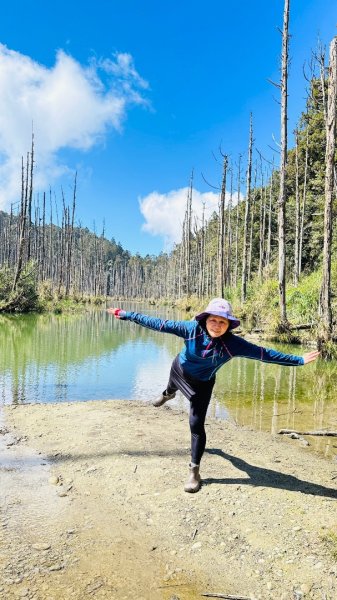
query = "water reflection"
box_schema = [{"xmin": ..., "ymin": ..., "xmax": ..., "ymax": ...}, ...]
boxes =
[{"xmin": 1, "ymin": 307, "xmax": 337, "ymax": 457}]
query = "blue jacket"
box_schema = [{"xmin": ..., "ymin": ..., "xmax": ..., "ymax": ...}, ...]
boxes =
[{"xmin": 123, "ymin": 311, "xmax": 304, "ymax": 381}]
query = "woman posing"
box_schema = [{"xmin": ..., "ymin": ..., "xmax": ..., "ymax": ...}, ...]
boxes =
[{"xmin": 107, "ymin": 299, "xmax": 319, "ymax": 493}]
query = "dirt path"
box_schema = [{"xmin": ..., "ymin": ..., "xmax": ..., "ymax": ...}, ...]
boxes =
[{"xmin": 1, "ymin": 399, "xmax": 337, "ymax": 600}]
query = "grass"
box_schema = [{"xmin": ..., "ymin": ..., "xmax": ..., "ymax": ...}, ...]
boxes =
[{"xmin": 321, "ymin": 528, "xmax": 337, "ymax": 561}]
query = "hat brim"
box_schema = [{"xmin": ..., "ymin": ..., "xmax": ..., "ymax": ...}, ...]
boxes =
[{"xmin": 195, "ymin": 310, "xmax": 240, "ymax": 329}]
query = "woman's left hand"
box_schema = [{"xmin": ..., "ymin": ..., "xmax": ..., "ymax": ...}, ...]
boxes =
[{"xmin": 303, "ymin": 350, "xmax": 320, "ymax": 364}]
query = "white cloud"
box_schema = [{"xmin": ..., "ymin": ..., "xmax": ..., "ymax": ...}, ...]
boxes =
[
  {"xmin": 0, "ymin": 44, "xmax": 148, "ymax": 208},
  {"xmin": 139, "ymin": 187, "xmax": 223, "ymax": 249}
]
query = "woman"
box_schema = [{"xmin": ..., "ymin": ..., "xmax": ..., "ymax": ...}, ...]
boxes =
[{"xmin": 107, "ymin": 299, "xmax": 319, "ymax": 493}]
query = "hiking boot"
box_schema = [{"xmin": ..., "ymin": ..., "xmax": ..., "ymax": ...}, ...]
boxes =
[
  {"xmin": 184, "ymin": 463, "xmax": 201, "ymax": 493},
  {"xmin": 152, "ymin": 390, "xmax": 176, "ymax": 407}
]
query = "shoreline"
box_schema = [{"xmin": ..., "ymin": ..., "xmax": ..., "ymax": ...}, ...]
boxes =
[{"xmin": 1, "ymin": 398, "xmax": 337, "ymax": 599}]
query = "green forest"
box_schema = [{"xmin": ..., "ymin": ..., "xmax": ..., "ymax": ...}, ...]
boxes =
[{"xmin": 0, "ymin": 33, "xmax": 337, "ymax": 356}]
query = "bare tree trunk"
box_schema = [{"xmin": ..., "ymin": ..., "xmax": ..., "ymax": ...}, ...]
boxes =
[
  {"xmin": 225, "ymin": 168, "xmax": 233, "ymax": 287},
  {"xmin": 6, "ymin": 205, "xmax": 14, "ymax": 267},
  {"xmin": 199, "ymin": 202, "xmax": 206, "ymax": 298},
  {"xmin": 218, "ymin": 155, "xmax": 228, "ymax": 297},
  {"xmin": 298, "ymin": 127, "xmax": 309, "ymax": 278},
  {"xmin": 186, "ymin": 172, "xmax": 193, "ymax": 297},
  {"xmin": 233, "ymin": 154, "xmax": 242, "ymax": 288},
  {"xmin": 248, "ymin": 169, "xmax": 257, "ymax": 282},
  {"xmin": 293, "ymin": 131, "xmax": 300, "ymax": 285},
  {"xmin": 12, "ymin": 149, "xmax": 33, "ymax": 292},
  {"xmin": 26, "ymin": 132, "xmax": 34, "ymax": 262},
  {"xmin": 320, "ymin": 36, "xmax": 337, "ymax": 341},
  {"xmin": 317, "ymin": 43, "xmax": 327, "ymax": 125},
  {"xmin": 65, "ymin": 173, "xmax": 77, "ymax": 296},
  {"xmin": 258, "ymin": 167, "xmax": 266, "ymax": 280},
  {"xmin": 278, "ymin": 0, "xmax": 290, "ymax": 323},
  {"xmin": 265, "ymin": 169, "xmax": 274, "ymax": 269},
  {"xmin": 241, "ymin": 113, "xmax": 253, "ymax": 303}
]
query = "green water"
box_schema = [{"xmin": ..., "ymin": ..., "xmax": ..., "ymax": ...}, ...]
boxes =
[{"xmin": 1, "ymin": 306, "xmax": 336, "ymax": 457}]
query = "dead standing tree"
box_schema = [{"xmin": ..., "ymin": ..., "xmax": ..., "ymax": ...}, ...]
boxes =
[
  {"xmin": 233, "ymin": 154, "xmax": 242, "ymax": 288},
  {"xmin": 218, "ymin": 154, "xmax": 228, "ymax": 297},
  {"xmin": 65, "ymin": 173, "xmax": 77, "ymax": 297},
  {"xmin": 241, "ymin": 113, "xmax": 253, "ymax": 303},
  {"xmin": 278, "ymin": 0, "xmax": 290, "ymax": 324},
  {"xmin": 12, "ymin": 136, "xmax": 34, "ymax": 293},
  {"xmin": 319, "ymin": 36, "xmax": 337, "ymax": 348},
  {"xmin": 180, "ymin": 172, "xmax": 193, "ymax": 298}
]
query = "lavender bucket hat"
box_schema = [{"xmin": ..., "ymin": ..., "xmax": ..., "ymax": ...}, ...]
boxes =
[{"xmin": 195, "ymin": 298, "xmax": 240, "ymax": 330}]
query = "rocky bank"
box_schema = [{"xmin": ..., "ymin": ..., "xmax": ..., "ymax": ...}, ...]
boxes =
[{"xmin": 1, "ymin": 399, "xmax": 337, "ymax": 600}]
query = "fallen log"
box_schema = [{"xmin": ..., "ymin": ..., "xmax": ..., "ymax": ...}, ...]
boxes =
[
  {"xmin": 278, "ymin": 429, "xmax": 337, "ymax": 437},
  {"xmin": 290, "ymin": 323, "xmax": 314, "ymax": 330}
]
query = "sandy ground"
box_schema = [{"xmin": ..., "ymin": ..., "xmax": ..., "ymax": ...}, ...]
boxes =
[{"xmin": 1, "ymin": 399, "xmax": 337, "ymax": 600}]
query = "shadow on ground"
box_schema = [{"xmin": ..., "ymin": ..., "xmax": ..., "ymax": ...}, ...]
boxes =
[{"xmin": 203, "ymin": 448, "xmax": 337, "ymax": 499}]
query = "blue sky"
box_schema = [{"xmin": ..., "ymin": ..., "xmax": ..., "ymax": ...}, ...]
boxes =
[{"xmin": 0, "ymin": 1, "xmax": 336, "ymax": 255}]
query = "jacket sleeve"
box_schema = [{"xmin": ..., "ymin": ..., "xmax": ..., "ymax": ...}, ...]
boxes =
[
  {"xmin": 230, "ymin": 335, "xmax": 304, "ymax": 366},
  {"xmin": 124, "ymin": 311, "xmax": 194, "ymax": 339}
]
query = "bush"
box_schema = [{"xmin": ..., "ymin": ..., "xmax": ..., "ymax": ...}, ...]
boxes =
[{"xmin": 0, "ymin": 263, "xmax": 39, "ymax": 312}]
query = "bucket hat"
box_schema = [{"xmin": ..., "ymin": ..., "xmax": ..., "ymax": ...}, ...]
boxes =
[{"xmin": 195, "ymin": 298, "xmax": 240, "ymax": 330}]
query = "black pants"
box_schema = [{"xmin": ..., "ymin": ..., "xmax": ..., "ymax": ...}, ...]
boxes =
[{"xmin": 166, "ymin": 355, "xmax": 215, "ymax": 465}]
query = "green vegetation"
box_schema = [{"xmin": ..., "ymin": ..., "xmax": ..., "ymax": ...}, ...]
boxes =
[
  {"xmin": 0, "ymin": 262, "xmax": 39, "ymax": 313},
  {"xmin": 321, "ymin": 528, "xmax": 337, "ymax": 561}
]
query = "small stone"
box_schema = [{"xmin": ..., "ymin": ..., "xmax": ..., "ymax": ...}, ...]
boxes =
[
  {"xmin": 57, "ymin": 490, "xmax": 68, "ymax": 497},
  {"xmin": 266, "ymin": 582, "xmax": 272, "ymax": 590},
  {"xmin": 191, "ymin": 542, "xmax": 202, "ymax": 550},
  {"xmin": 32, "ymin": 543, "xmax": 51, "ymax": 551},
  {"xmin": 18, "ymin": 589, "xmax": 29, "ymax": 598},
  {"xmin": 85, "ymin": 579, "xmax": 104, "ymax": 594},
  {"xmin": 48, "ymin": 476, "xmax": 59, "ymax": 485},
  {"xmin": 300, "ymin": 583, "xmax": 311, "ymax": 594},
  {"xmin": 292, "ymin": 526, "xmax": 302, "ymax": 532},
  {"xmin": 49, "ymin": 564, "xmax": 62, "ymax": 572}
]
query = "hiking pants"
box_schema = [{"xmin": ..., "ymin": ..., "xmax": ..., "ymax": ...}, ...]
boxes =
[{"xmin": 166, "ymin": 355, "xmax": 215, "ymax": 465}]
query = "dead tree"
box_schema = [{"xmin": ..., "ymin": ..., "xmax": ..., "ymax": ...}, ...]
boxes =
[
  {"xmin": 225, "ymin": 167, "xmax": 233, "ymax": 287},
  {"xmin": 218, "ymin": 155, "xmax": 228, "ymax": 297},
  {"xmin": 65, "ymin": 173, "xmax": 77, "ymax": 297},
  {"xmin": 258, "ymin": 167, "xmax": 266, "ymax": 280},
  {"xmin": 278, "ymin": 0, "xmax": 290, "ymax": 324},
  {"xmin": 12, "ymin": 141, "xmax": 34, "ymax": 293},
  {"xmin": 248, "ymin": 168, "xmax": 257, "ymax": 282},
  {"xmin": 298, "ymin": 126, "xmax": 309, "ymax": 278},
  {"xmin": 293, "ymin": 130, "xmax": 300, "ymax": 285},
  {"xmin": 320, "ymin": 36, "xmax": 337, "ymax": 342},
  {"xmin": 265, "ymin": 166, "xmax": 274, "ymax": 270},
  {"xmin": 233, "ymin": 154, "xmax": 242, "ymax": 288},
  {"xmin": 241, "ymin": 113, "xmax": 253, "ymax": 303}
]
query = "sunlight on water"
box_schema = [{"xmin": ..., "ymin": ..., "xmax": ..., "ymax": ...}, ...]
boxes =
[{"xmin": 1, "ymin": 305, "xmax": 337, "ymax": 458}]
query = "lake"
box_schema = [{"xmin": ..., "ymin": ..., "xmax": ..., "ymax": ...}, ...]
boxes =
[{"xmin": 1, "ymin": 305, "xmax": 337, "ymax": 457}]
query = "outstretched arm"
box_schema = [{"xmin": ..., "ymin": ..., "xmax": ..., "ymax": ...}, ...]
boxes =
[
  {"xmin": 107, "ymin": 307, "xmax": 194, "ymax": 338},
  {"xmin": 230, "ymin": 334, "xmax": 319, "ymax": 366}
]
